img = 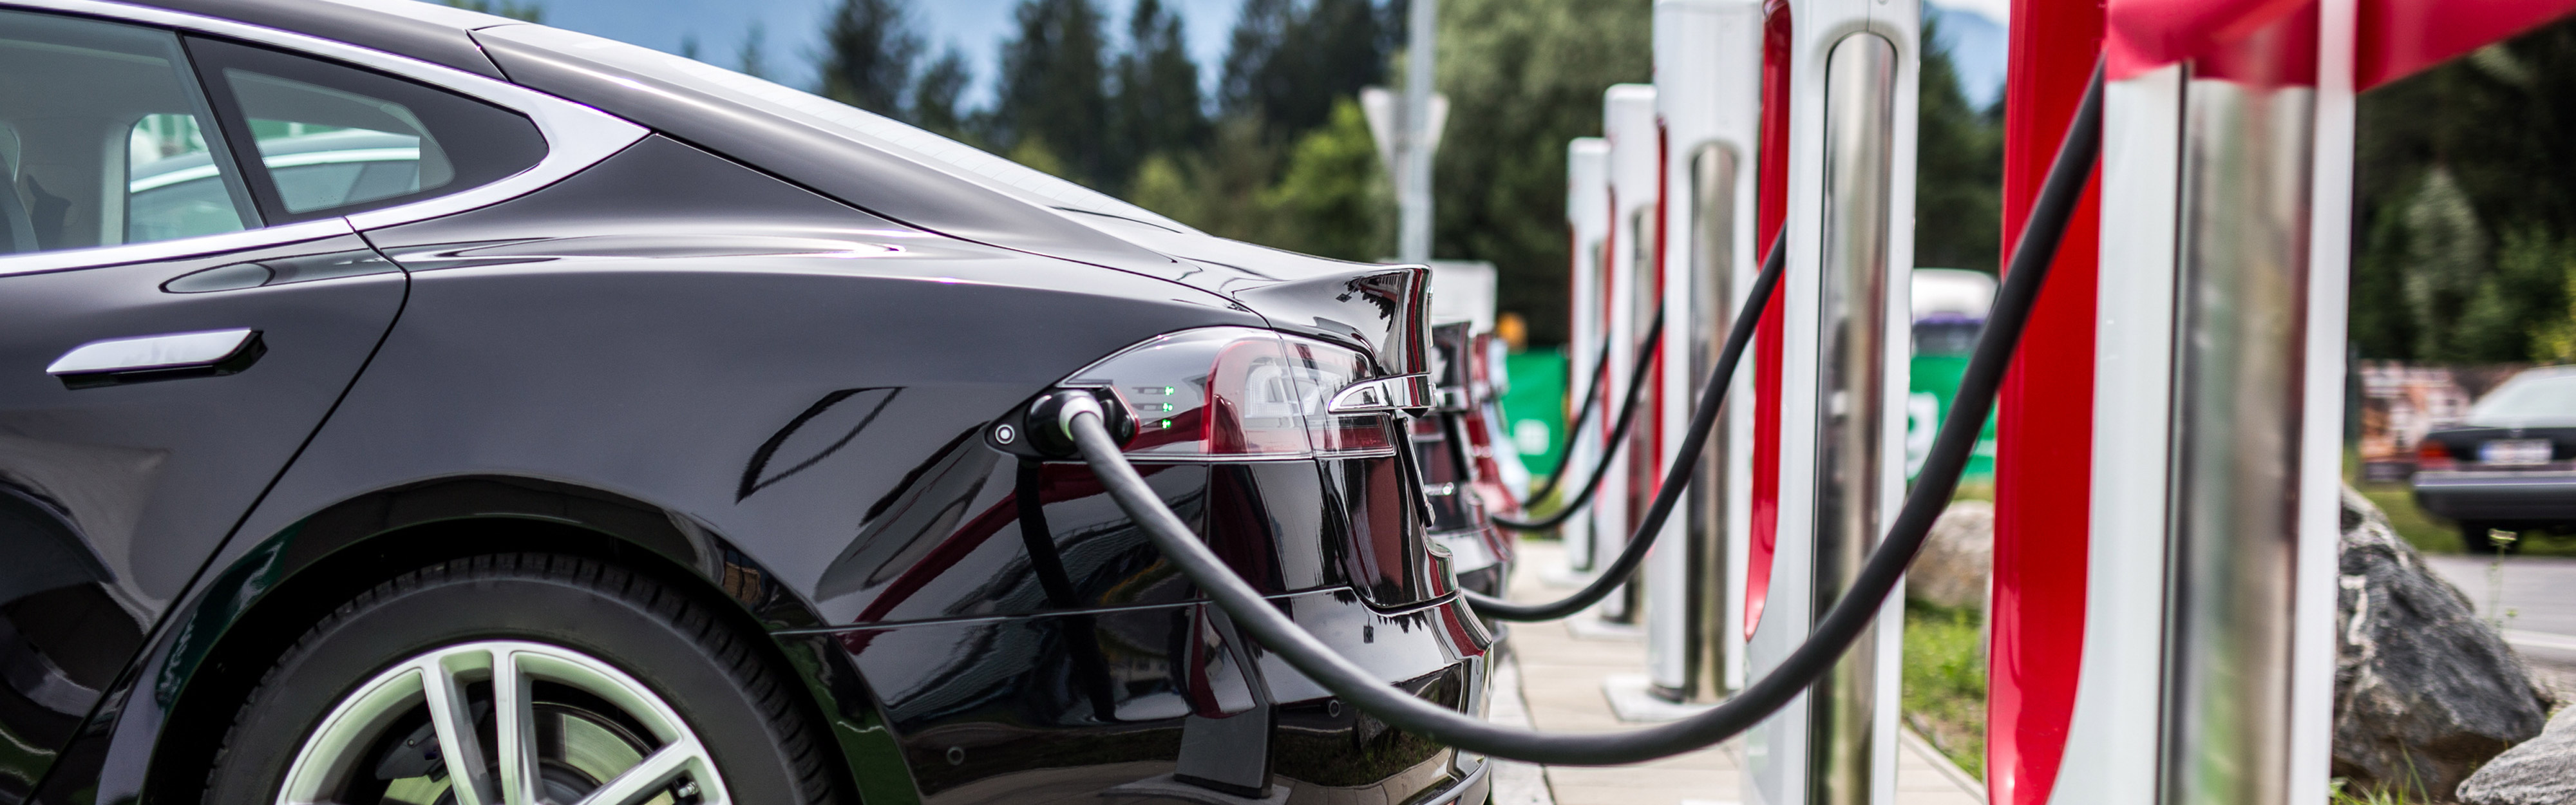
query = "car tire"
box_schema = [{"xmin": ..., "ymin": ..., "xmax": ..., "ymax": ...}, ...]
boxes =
[
  {"xmin": 2460, "ymin": 522, "xmax": 2509, "ymax": 554},
  {"xmin": 203, "ymin": 553, "xmax": 838, "ymax": 805}
]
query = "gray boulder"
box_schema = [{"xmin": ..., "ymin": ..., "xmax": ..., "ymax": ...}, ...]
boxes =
[
  {"xmin": 2459, "ymin": 706, "xmax": 2576, "ymax": 804},
  {"xmin": 1906, "ymin": 500, "xmax": 1991, "ymax": 612},
  {"xmin": 2335, "ymin": 486, "xmax": 2553, "ymax": 800}
]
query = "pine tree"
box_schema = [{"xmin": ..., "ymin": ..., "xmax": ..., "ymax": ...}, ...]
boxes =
[
  {"xmin": 2353, "ymin": 17, "xmax": 2576, "ymax": 361},
  {"xmin": 913, "ymin": 47, "xmax": 974, "ymax": 138},
  {"xmin": 1913, "ymin": 14, "xmax": 2003, "ymax": 274},
  {"xmin": 994, "ymin": 0, "xmax": 1112, "ymax": 185},
  {"xmin": 737, "ymin": 23, "xmax": 770, "ymax": 80},
  {"xmin": 1433, "ymin": 0, "xmax": 1649, "ymax": 346},
  {"xmin": 1219, "ymin": 0, "xmax": 1396, "ymax": 137},
  {"xmin": 1108, "ymin": 0, "xmax": 1209, "ymax": 189},
  {"xmin": 819, "ymin": 0, "xmax": 925, "ymax": 119}
]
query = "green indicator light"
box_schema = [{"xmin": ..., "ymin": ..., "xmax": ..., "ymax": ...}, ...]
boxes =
[
  {"xmin": 1164, "ymin": 386, "xmax": 1176, "ymax": 395},
  {"xmin": 1159, "ymin": 419, "xmax": 1173, "ymax": 429}
]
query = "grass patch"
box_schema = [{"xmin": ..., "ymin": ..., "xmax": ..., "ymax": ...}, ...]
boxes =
[
  {"xmin": 1901, "ymin": 601, "xmax": 1985, "ymax": 779},
  {"xmin": 2345, "ymin": 451, "xmax": 2576, "ymax": 556},
  {"xmin": 2329, "ymin": 777, "xmax": 2436, "ymax": 804},
  {"xmin": 2353, "ymin": 481, "xmax": 2466, "ymax": 554},
  {"xmin": 1948, "ymin": 480, "xmax": 1994, "ymax": 504}
]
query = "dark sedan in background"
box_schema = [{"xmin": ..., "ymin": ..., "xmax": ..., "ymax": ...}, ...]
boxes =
[
  {"xmin": 2414, "ymin": 365, "xmax": 2576, "ymax": 552},
  {"xmin": 0, "ymin": 1, "xmax": 1492, "ymax": 803}
]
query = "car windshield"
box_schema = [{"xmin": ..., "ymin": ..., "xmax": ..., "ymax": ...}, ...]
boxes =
[
  {"xmin": 497, "ymin": 25, "xmax": 1193, "ymax": 234},
  {"xmin": 2467, "ymin": 370, "xmax": 2576, "ymax": 425}
]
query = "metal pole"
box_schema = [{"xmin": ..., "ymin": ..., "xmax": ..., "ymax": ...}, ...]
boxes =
[
  {"xmin": 1810, "ymin": 32, "xmax": 1897, "ymax": 805},
  {"xmin": 1399, "ymin": 0, "xmax": 1437, "ymax": 265}
]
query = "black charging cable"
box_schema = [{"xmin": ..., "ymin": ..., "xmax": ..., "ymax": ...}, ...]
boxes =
[
  {"xmin": 1049, "ymin": 63, "xmax": 2101, "ymax": 765},
  {"xmin": 1490, "ymin": 308, "xmax": 1663, "ymax": 531},
  {"xmin": 1470, "ymin": 234, "xmax": 1780, "ymax": 620}
]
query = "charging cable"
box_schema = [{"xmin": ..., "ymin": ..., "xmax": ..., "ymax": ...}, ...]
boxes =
[
  {"xmin": 1492, "ymin": 308, "xmax": 1662, "ymax": 531},
  {"xmin": 1051, "ymin": 64, "xmax": 2101, "ymax": 765},
  {"xmin": 1470, "ymin": 236, "xmax": 1779, "ymax": 620}
]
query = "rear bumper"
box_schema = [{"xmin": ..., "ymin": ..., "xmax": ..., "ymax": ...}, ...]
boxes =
[
  {"xmin": 1423, "ymin": 754, "xmax": 1493, "ymax": 804},
  {"xmin": 2412, "ymin": 471, "xmax": 2576, "ymax": 525}
]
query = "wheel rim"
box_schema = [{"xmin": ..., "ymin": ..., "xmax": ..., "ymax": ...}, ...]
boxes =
[{"xmin": 276, "ymin": 640, "xmax": 730, "ymax": 805}]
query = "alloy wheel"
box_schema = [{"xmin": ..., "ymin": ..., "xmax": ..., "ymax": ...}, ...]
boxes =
[{"xmin": 275, "ymin": 639, "xmax": 730, "ymax": 805}]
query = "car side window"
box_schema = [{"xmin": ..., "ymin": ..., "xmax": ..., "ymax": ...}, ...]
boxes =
[
  {"xmin": 185, "ymin": 37, "xmax": 545, "ymax": 222},
  {"xmin": 0, "ymin": 10, "xmax": 258, "ymax": 255}
]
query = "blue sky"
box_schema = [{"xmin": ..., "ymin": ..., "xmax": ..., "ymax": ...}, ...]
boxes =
[{"xmin": 516, "ymin": 0, "xmax": 2007, "ymax": 111}]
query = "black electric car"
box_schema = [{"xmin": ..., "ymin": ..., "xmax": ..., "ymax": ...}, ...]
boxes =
[
  {"xmin": 2414, "ymin": 365, "xmax": 2576, "ymax": 551},
  {"xmin": 0, "ymin": 2, "xmax": 1493, "ymax": 804}
]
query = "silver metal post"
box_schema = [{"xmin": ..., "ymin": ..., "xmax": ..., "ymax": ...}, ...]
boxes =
[
  {"xmin": 1399, "ymin": 0, "xmax": 1437, "ymax": 265},
  {"xmin": 2159, "ymin": 71, "xmax": 2314, "ymax": 805},
  {"xmin": 1679, "ymin": 142, "xmax": 1740, "ymax": 700},
  {"xmin": 1810, "ymin": 33, "xmax": 1896, "ymax": 805}
]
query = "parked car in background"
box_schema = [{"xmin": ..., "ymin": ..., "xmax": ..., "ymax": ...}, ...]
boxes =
[
  {"xmin": 1416, "ymin": 262, "xmax": 1520, "ymax": 599},
  {"xmin": 2413, "ymin": 365, "xmax": 2576, "ymax": 551},
  {"xmin": 0, "ymin": 2, "xmax": 1492, "ymax": 804}
]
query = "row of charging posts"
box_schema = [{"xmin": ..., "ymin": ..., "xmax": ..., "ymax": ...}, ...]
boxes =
[
  {"xmin": 1559, "ymin": 1, "xmax": 2576, "ymax": 804},
  {"xmin": 1564, "ymin": 0, "xmax": 1916, "ymax": 802}
]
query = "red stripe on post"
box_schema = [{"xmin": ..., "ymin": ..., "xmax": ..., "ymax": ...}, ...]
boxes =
[
  {"xmin": 1744, "ymin": 0, "xmax": 1793, "ymax": 640},
  {"xmin": 1988, "ymin": 0, "xmax": 2103, "ymax": 802}
]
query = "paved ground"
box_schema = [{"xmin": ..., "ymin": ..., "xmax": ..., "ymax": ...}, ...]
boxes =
[
  {"xmin": 1488, "ymin": 542, "xmax": 1984, "ymax": 805},
  {"xmin": 2423, "ymin": 554, "xmax": 2576, "ymax": 699}
]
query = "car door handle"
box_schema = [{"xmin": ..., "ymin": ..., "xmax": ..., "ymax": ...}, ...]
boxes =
[{"xmin": 47, "ymin": 328, "xmax": 265, "ymax": 389}]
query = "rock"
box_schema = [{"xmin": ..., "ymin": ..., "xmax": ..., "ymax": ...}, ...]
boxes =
[
  {"xmin": 1908, "ymin": 500, "xmax": 1991, "ymax": 611},
  {"xmin": 2334, "ymin": 485, "xmax": 2554, "ymax": 800},
  {"xmin": 2459, "ymin": 706, "xmax": 2576, "ymax": 804}
]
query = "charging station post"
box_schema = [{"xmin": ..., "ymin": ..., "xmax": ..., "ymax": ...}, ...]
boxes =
[
  {"xmin": 1647, "ymin": 0, "xmax": 1765, "ymax": 704},
  {"xmin": 1736, "ymin": 0, "xmax": 1921, "ymax": 802},
  {"xmin": 1563, "ymin": 137, "xmax": 1610, "ymax": 577}
]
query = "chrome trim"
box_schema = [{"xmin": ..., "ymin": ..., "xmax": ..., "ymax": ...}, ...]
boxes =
[
  {"xmin": 1811, "ymin": 33, "xmax": 1897, "ymax": 805},
  {"xmin": 0, "ymin": 0, "xmax": 647, "ymax": 276},
  {"xmin": 1419, "ymin": 753, "xmax": 1492, "ymax": 805},
  {"xmin": 0, "ymin": 220, "xmax": 355, "ymax": 278},
  {"xmin": 2159, "ymin": 75, "xmax": 2315, "ymax": 805},
  {"xmin": 1329, "ymin": 374, "xmax": 1435, "ymax": 415},
  {"xmin": 1430, "ymin": 528, "xmax": 1500, "ymax": 573},
  {"xmin": 1683, "ymin": 140, "xmax": 1739, "ymax": 701},
  {"xmin": 48, "ymin": 328, "xmax": 256, "ymax": 375}
]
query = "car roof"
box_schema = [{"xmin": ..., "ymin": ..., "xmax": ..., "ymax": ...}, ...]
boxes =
[
  {"xmin": 97, "ymin": 0, "xmax": 1403, "ymax": 316},
  {"xmin": 109, "ymin": 0, "xmax": 1210, "ymax": 272},
  {"xmin": 125, "ymin": 0, "xmax": 516, "ymax": 79}
]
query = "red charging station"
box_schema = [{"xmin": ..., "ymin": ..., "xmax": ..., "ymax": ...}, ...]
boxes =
[
  {"xmin": 1567, "ymin": 1, "xmax": 2576, "ymax": 802},
  {"xmin": 1986, "ymin": 1, "xmax": 2576, "ymax": 803}
]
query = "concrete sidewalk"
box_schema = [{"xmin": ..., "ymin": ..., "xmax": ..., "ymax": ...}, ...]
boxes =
[{"xmin": 1487, "ymin": 542, "xmax": 1985, "ymax": 805}]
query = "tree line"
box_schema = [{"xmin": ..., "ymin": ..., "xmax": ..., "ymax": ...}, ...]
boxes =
[
  {"xmin": 459, "ymin": 0, "xmax": 2003, "ymax": 348},
  {"xmin": 2355, "ymin": 17, "xmax": 2576, "ymax": 365},
  {"xmin": 813, "ymin": 0, "xmax": 2007, "ymax": 346}
]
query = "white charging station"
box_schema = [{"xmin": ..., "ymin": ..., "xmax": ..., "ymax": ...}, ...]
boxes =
[
  {"xmin": 1736, "ymin": 0, "xmax": 1918, "ymax": 801},
  {"xmin": 1562, "ymin": 137, "xmax": 1610, "ymax": 578},
  {"xmin": 1596, "ymin": 84, "xmax": 1660, "ymax": 623},
  {"xmin": 1646, "ymin": 0, "xmax": 1764, "ymax": 703}
]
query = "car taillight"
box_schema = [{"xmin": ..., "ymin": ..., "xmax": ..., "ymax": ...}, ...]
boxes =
[
  {"xmin": 2417, "ymin": 439, "xmax": 2454, "ymax": 469},
  {"xmin": 1066, "ymin": 327, "xmax": 1419, "ymax": 460}
]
